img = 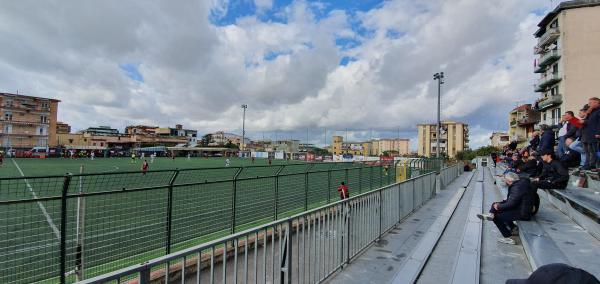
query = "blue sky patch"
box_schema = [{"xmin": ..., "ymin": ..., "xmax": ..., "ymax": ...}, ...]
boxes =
[
  {"xmin": 264, "ymin": 49, "xmax": 293, "ymax": 61},
  {"xmin": 119, "ymin": 63, "xmax": 143, "ymax": 82},
  {"xmin": 340, "ymin": 56, "xmax": 357, "ymax": 66}
]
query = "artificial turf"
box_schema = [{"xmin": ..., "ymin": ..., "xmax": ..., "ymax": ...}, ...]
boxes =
[{"xmin": 0, "ymin": 157, "xmax": 395, "ymax": 283}]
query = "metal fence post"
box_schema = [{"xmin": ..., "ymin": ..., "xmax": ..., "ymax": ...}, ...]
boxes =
[
  {"xmin": 304, "ymin": 171, "xmax": 309, "ymax": 211},
  {"xmin": 327, "ymin": 170, "xmax": 331, "ymax": 203},
  {"xmin": 165, "ymin": 169, "xmax": 180, "ymax": 254},
  {"xmin": 60, "ymin": 173, "xmax": 72, "ymax": 284},
  {"xmin": 275, "ymin": 166, "xmax": 285, "ymax": 220},
  {"xmin": 231, "ymin": 168, "xmax": 243, "ymax": 234},
  {"xmin": 281, "ymin": 218, "xmax": 293, "ymax": 284},
  {"xmin": 358, "ymin": 166, "xmax": 363, "ymax": 194},
  {"xmin": 378, "ymin": 189, "xmax": 383, "ymax": 239}
]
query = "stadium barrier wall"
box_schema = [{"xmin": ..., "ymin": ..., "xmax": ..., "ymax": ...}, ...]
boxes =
[
  {"xmin": 1, "ymin": 160, "xmax": 431, "ymax": 283},
  {"xmin": 78, "ymin": 163, "xmax": 463, "ymax": 284}
]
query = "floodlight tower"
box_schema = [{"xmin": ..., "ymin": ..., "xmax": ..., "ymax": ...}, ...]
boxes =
[
  {"xmin": 241, "ymin": 104, "xmax": 247, "ymax": 152},
  {"xmin": 433, "ymin": 72, "xmax": 445, "ymax": 158}
]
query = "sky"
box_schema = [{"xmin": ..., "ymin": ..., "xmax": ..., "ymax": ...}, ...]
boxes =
[{"xmin": 0, "ymin": 0, "xmax": 561, "ymax": 150}]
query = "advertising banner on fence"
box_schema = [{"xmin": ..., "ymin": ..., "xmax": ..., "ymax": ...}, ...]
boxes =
[{"xmin": 274, "ymin": 151, "xmax": 285, "ymax": 159}]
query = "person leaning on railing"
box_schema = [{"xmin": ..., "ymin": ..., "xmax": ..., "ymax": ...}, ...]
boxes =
[{"xmin": 581, "ymin": 97, "xmax": 600, "ymax": 171}]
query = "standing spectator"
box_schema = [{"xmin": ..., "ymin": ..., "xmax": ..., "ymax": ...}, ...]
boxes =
[
  {"xmin": 337, "ymin": 182, "xmax": 349, "ymax": 200},
  {"xmin": 141, "ymin": 160, "xmax": 149, "ymax": 176},
  {"xmin": 508, "ymin": 140, "xmax": 518, "ymax": 152},
  {"xmin": 538, "ymin": 125, "xmax": 555, "ymax": 153},
  {"xmin": 491, "ymin": 152, "xmax": 498, "ymax": 167},
  {"xmin": 569, "ymin": 106, "xmax": 589, "ymax": 168},
  {"xmin": 581, "ymin": 97, "xmax": 600, "ymax": 170},
  {"xmin": 477, "ymin": 172, "xmax": 533, "ymax": 245},
  {"xmin": 529, "ymin": 132, "xmax": 540, "ymax": 152}
]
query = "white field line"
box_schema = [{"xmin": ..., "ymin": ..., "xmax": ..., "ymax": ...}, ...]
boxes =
[{"xmin": 11, "ymin": 158, "xmax": 61, "ymax": 240}]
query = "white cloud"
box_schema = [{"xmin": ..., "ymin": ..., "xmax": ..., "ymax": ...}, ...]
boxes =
[{"xmin": 0, "ymin": 0, "xmax": 551, "ymax": 150}]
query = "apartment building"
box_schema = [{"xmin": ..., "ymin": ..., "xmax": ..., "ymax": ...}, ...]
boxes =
[
  {"xmin": 56, "ymin": 122, "xmax": 71, "ymax": 134},
  {"xmin": 0, "ymin": 92, "xmax": 60, "ymax": 149},
  {"xmin": 371, "ymin": 139, "xmax": 410, "ymax": 156},
  {"xmin": 533, "ymin": 0, "xmax": 600, "ymax": 127},
  {"xmin": 508, "ymin": 104, "xmax": 540, "ymax": 146},
  {"xmin": 81, "ymin": 126, "xmax": 119, "ymax": 136},
  {"xmin": 490, "ymin": 132, "xmax": 510, "ymax": 148},
  {"xmin": 417, "ymin": 121, "xmax": 469, "ymax": 158},
  {"xmin": 331, "ymin": 136, "xmax": 371, "ymax": 156}
]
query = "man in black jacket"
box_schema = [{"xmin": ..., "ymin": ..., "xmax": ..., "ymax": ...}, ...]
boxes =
[
  {"xmin": 531, "ymin": 149, "xmax": 569, "ymax": 190},
  {"xmin": 538, "ymin": 125, "xmax": 555, "ymax": 153},
  {"xmin": 477, "ymin": 172, "xmax": 533, "ymax": 245},
  {"xmin": 582, "ymin": 97, "xmax": 600, "ymax": 170}
]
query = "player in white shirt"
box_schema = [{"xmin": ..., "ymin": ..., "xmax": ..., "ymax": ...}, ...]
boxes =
[{"xmin": 225, "ymin": 158, "xmax": 230, "ymax": 167}]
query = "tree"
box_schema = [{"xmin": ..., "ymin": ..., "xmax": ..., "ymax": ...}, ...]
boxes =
[
  {"xmin": 311, "ymin": 147, "xmax": 331, "ymax": 156},
  {"xmin": 455, "ymin": 146, "xmax": 500, "ymax": 161},
  {"xmin": 382, "ymin": 150, "xmax": 399, "ymax": 157},
  {"xmin": 224, "ymin": 140, "xmax": 239, "ymax": 149},
  {"xmin": 201, "ymin": 134, "xmax": 213, "ymax": 147}
]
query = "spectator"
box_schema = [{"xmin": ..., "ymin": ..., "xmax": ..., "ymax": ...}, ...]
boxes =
[
  {"xmin": 491, "ymin": 152, "xmax": 498, "ymax": 167},
  {"xmin": 538, "ymin": 125, "xmax": 555, "ymax": 153},
  {"xmin": 581, "ymin": 97, "xmax": 600, "ymax": 170},
  {"xmin": 477, "ymin": 172, "xmax": 533, "ymax": 245},
  {"xmin": 506, "ymin": 263, "xmax": 600, "ymax": 284},
  {"xmin": 556, "ymin": 111, "xmax": 581, "ymax": 158},
  {"xmin": 508, "ymin": 140, "xmax": 518, "ymax": 152},
  {"xmin": 569, "ymin": 106, "xmax": 589, "ymax": 168},
  {"xmin": 529, "ymin": 132, "xmax": 540, "ymax": 152},
  {"xmin": 531, "ymin": 150, "xmax": 569, "ymax": 191},
  {"xmin": 518, "ymin": 154, "xmax": 538, "ymax": 177},
  {"xmin": 561, "ymin": 138, "xmax": 582, "ymax": 169}
]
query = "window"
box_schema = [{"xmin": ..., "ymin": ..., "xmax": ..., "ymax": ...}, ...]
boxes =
[
  {"xmin": 4, "ymin": 112, "xmax": 12, "ymax": 121},
  {"xmin": 552, "ymin": 63, "xmax": 559, "ymax": 74},
  {"xmin": 5, "ymin": 99, "xmax": 13, "ymax": 107},
  {"xmin": 40, "ymin": 115, "xmax": 48, "ymax": 123},
  {"xmin": 40, "ymin": 101, "xmax": 49, "ymax": 109},
  {"xmin": 4, "ymin": 124, "xmax": 12, "ymax": 134},
  {"xmin": 550, "ymin": 19, "xmax": 558, "ymax": 28},
  {"xmin": 39, "ymin": 127, "xmax": 44, "ymax": 135},
  {"xmin": 550, "ymin": 86, "xmax": 558, "ymax": 96}
]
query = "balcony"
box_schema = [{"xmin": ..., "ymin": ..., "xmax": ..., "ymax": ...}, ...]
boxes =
[
  {"xmin": 537, "ymin": 27, "xmax": 560, "ymax": 48},
  {"xmin": 510, "ymin": 120, "xmax": 518, "ymax": 127},
  {"xmin": 536, "ymin": 94, "xmax": 562, "ymax": 111},
  {"xmin": 538, "ymin": 49, "xmax": 561, "ymax": 68},
  {"xmin": 536, "ymin": 72, "xmax": 561, "ymax": 91},
  {"xmin": 518, "ymin": 116, "xmax": 540, "ymax": 126}
]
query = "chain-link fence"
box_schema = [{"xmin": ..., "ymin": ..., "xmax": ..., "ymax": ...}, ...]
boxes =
[
  {"xmin": 0, "ymin": 161, "xmax": 402, "ymax": 283},
  {"xmin": 78, "ymin": 164, "xmax": 464, "ymax": 284}
]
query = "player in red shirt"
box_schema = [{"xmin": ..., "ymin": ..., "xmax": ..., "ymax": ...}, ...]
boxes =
[
  {"xmin": 142, "ymin": 160, "xmax": 149, "ymax": 176},
  {"xmin": 337, "ymin": 182, "xmax": 349, "ymax": 200}
]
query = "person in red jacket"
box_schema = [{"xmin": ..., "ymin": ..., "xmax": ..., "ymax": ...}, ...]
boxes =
[
  {"xmin": 142, "ymin": 160, "xmax": 149, "ymax": 176},
  {"xmin": 337, "ymin": 182, "xmax": 349, "ymax": 200}
]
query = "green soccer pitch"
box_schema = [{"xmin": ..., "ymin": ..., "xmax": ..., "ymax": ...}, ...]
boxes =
[{"xmin": 0, "ymin": 157, "xmax": 394, "ymax": 283}]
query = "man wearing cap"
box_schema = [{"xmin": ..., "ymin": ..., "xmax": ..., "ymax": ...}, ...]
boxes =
[
  {"xmin": 506, "ymin": 263, "xmax": 599, "ymax": 284},
  {"xmin": 477, "ymin": 172, "xmax": 533, "ymax": 245},
  {"xmin": 531, "ymin": 149, "xmax": 569, "ymax": 191}
]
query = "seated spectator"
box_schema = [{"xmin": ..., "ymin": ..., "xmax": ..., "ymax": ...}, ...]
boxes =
[
  {"xmin": 568, "ymin": 106, "xmax": 589, "ymax": 168},
  {"xmin": 538, "ymin": 125, "xmax": 555, "ymax": 153},
  {"xmin": 477, "ymin": 172, "xmax": 533, "ymax": 245},
  {"xmin": 531, "ymin": 149, "xmax": 569, "ymax": 190},
  {"xmin": 518, "ymin": 154, "xmax": 538, "ymax": 177},
  {"xmin": 561, "ymin": 138, "xmax": 582, "ymax": 169},
  {"xmin": 529, "ymin": 132, "xmax": 540, "ymax": 152}
]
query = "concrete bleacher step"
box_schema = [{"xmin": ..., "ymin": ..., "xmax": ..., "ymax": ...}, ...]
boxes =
[
  {"xmin": 390, "ymin": 171, "xmax": 475, "ymax": 284},
  {"xmin": 492, "ymin": 164, "xmax": 600, "ymax": 279},
  {"xmin": 540, "ymin": 188, "xmax": 600, "ymax": 240}
]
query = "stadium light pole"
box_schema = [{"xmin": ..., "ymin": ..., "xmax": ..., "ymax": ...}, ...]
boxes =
[
  {"xmin": 433, "ymin": 72, "xmax": 444, "ymax": 158},
  {"xmin": 241, "ymin": 104, "xmax": 247, "ymax": 152}
]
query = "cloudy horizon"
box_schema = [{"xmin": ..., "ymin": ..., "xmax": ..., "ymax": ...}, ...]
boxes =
[{"xmin": 0, "ymin": 0, "xmax": 558, "ymax": 150}]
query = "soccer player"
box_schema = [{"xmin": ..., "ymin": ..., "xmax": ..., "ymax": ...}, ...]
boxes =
[
  {"xmin": 90, "ymin": 151, "xmax": 95, "ymax": 160},
  {"xmin": 187, "ymin": 153, "xmax": 191, "ymax": 160},
  {"xmin": 131, "ymin": 153, "xmax": 136, "ymax": 163},
  {"xmin": 150, "ymin": 152, "xmax": 156, "ymax": 163},
  {"xmin": 140, "ymin": 152, "xmax": 145, "ymax": 160},
  {"xmin": 142, "ymin": 160, "xmax": 149, "ymax": 176},
  {"xmin": 225, "ymin": 158, "xmax": 230, "ymax": 167},
  {"xmin": 0, "ymin": 152, "xmax": 4, "ymax": 166},
  {"xmin": 337, "ymin": 182, "xmax": 349, "ymax": 200}
]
